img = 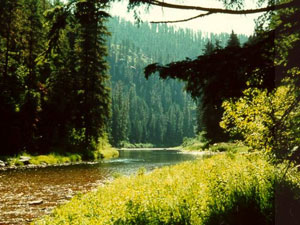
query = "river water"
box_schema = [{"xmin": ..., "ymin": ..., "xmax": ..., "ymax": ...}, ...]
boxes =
[{"xmin": 0, "ymin": 150, "xmax": 199, "ymax": 225}]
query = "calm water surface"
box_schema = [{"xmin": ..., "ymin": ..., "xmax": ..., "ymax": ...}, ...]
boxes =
[{"xmin": 0, "ymin": 150, "xmax": 199, "ymax": 225}]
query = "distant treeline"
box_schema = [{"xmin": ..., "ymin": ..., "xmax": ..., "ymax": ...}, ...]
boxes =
[{"xmin": 107, "ymin": 17, "xmax": 248, "ymax": 147}]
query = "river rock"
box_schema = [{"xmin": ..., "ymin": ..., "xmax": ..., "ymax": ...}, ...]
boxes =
[
  {"xmin": 65, "ymin": 195, "xmax": 73, "ymax": 200},
  {"xmin": 19, "ymin": 156, "xmax": 31, "ymax": 165},
  {"xmin": 0, "ymin": 160, "xmax": 5, "ymax": 167},
  {"xmin": 29, "ymin": 199, "xmax": 43, "ymax": 205}
]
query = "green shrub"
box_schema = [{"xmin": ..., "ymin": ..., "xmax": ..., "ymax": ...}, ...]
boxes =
[
  {"xmin": 32, "ymin": 154, "xmax": 300, "ymax": 225},
  {"xmin": 221, "ymin": 82, "xmax": 300, "ymax": 162},
  {"xmin": 29, "ymin": 155, "xmax": 59, "ymax": 165},
  {"xmin": 4, "ymin": 152, "xmax": 83, "ymax": 166},
  {"xmin": 7, "ymin": 157, "xmax": 24, "ymax": 166},
  {"xmin": 67, "ymin": 153, "xmax": 82, "ymax": 162},
  {"xmin": 89, "ymin": 135, "xmax": 119, "ymax": 160},
  {"xmin": 181, "ymin": 132, "xmax": 209, "ymax": 151},
  {"xmin": 28, "ymin": 153, "xmax": 82, "ymax": 165},
  {"xmin": 209, "ymin": 142, "xmax": 250, "ymax": 153},
  {"xmin": 119, "ymin": 141, "xmax": 154, "ymax": 148}
]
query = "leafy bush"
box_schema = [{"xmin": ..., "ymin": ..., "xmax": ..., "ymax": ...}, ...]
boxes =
[
  {"xmin": 7, "ymin": 158, "xmax": 24, "ymax": 166},
  {"xmin": 67, "ymin": 153, "xmax": 82, "ymax": 162},
  {"xmin": 221, "ymin": 82, "xmax": 300, "ymax": 162},
  {"xmin": 33, "ymin": 154, "xmax": 300, "ymax": 225},
  {"xmin": 209, "ymin": 142, "xmax": 250, "ymax": 153},
  {"xmin": 89, "ymin": 135, "xmax": 119, "ymax": 160}
]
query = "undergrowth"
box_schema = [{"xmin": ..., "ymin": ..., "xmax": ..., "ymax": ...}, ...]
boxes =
[
  {"xmin": 181, "ymin": 132, "xmax": 250, "ymax": 153},
  {"xmin": 5, "ymin": 136, "xmax": 119, "ymax": 166}
]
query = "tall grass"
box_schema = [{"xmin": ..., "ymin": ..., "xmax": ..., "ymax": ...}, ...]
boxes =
[
  {"xmin": 6, "ymin": 152, "xmax": 82, "ymax": 166},
  {"xmin": 33, "ymin": 154, "xmax": 300, "ymax": 225}
]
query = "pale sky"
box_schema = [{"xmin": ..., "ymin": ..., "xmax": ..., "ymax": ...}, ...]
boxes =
[{"xmin": 109, "ymin": 0, "xmax": 263, "ymax": 35}]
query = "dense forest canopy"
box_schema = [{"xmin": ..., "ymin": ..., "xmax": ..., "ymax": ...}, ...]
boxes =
[{"xmin": 0, "ymin": 0, "xmax": 111, "ymax": 157}]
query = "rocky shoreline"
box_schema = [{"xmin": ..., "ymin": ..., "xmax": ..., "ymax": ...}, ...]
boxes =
[
  {"xmin": 0, "ymin": 160, "xmax": 99, "ymax": 171},
  {"xmin": 0, "ymin": 161, "xmax": 109, "ymax": 225}
]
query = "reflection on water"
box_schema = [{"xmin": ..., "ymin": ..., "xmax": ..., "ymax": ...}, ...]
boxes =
[
  {"xmin": 0, "ymin": 150, "xmax": 199, "ymax": 224},
  {"xmin": 104, "ymin": 150, "xmax": 197, "ymax": 176}
]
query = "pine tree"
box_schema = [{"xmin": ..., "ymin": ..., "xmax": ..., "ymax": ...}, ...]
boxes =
[
  {"xmin": 74, "ymin": 0, "xmax": 111, "ymax": 152},
  {"xmin": 227, "ymin": 30, "xmax": 240, "ymax": 48},
  {"xmin": 203, "ymin": 40, "xmax": 215, "ymax": 55}
]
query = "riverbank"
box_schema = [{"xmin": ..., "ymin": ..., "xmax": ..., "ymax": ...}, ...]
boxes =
[
  {"xmin": 119, "ymin": 147, "xmax": 179, "ymax": 150},
  {"xmin": 32, "ymin": 153, "xmax": 300, "ymax": 225},
  {"xmin": 180, "ymin": 135, "xmax": 250, "ymax": 154},
  {"xmin": 0, "ymin": 149, "xmax": 197, "ymax": 224},
  {"xmin": 0, "ymin": 147, "xmax": 119, "ymax": 171}
]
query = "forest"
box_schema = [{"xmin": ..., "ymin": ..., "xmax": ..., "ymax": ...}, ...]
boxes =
[
  {"xmin": 0, "ymin": 0, "xmax": 248, "ymax": 155},
  {"xmin": 108, "ymin": 17, "xmax": 247, "ymax": 147},
  {"xmin": 0, "ymin": 0, "xmax": 112, "ymax": 158}
]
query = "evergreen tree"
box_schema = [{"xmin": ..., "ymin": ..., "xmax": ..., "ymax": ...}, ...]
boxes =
[
  {"xmin": 73, "ymin": 0, "xmax": 111, "ymax": 152},
  {"xmin": 203, "ymin": 40, "xmax": 215, "ymax": 55},
  {"xmin": 227, "ymin": 30, "xmax": 240, "ymax": 48},
  {"xmin": 111, "ymin": 81, "xmax": 129, "ymax": 146}
]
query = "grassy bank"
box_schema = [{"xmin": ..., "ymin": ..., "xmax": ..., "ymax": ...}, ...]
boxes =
[
  {"xmin": 2, "ymin": 138, "xmax": 119, "ymax": 167},
  {"xmin": 33, "ymin": 153, "xmax": 300, "ymax": 225},
  {"xmin": 2, "ymin": 152, "xmax": 82, "ymax": 167},
  {"xmin": 117, "ymin": 141, "xmax": 155, "ymax": 149},
  {"xmin": 181, "ymin": 133, "xmax": 250, "ymax": 153}
]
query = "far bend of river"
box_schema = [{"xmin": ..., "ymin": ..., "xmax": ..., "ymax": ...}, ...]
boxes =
[{"xmin": 0, "ymin": 149, "xmax": 203, "ymax": 225}]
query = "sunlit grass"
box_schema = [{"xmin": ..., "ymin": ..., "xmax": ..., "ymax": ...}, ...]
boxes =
[
  {"xmin": 181, "ymin": 134, "xmax": 250, "ymax": 153},
  {"xmin": 5, "ymin": 152, "xmax": 82, "ymax": 166},
  {"xmin": 32, "ymin": 153, "xmax": 300, "ymax": 225}
]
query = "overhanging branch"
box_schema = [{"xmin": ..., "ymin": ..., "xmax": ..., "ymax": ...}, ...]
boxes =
[
  {"xmin": 148, "ymin": 0, "xmax": 297, "ymax": 15},
  {"xmin": 151, "ymin": 12, "xmax": 213, "ymax": 24}
]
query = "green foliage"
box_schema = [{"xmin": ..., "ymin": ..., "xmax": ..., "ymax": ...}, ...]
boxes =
[
  {"xmin": 108, "ymin": 17, "xmax": 204, "ymax": 147},
  {"xmin": 33, "ymin": 154, "xmax": 300, "ymax": 225},
  {"xmin": 144, "ymin": 31, "xmax": 276, "ymax": 143},
  {"xmin": 7, "ymin": 158, "xmax": 24, "ymax": 166},
  {"xmin": 73, "ymin": 0, "xmax": 111, "ymax": 150},
  {"xmin": 181, "ymin": 132, "xmax": 209, "ymax": 151},
  {"xmin": 88, "ymin": 134, "xmax": 119, "ymax": 160},
  {"xmin": 137, "ymin": 167, "xmax": 146, "ymax": 176},
  {"xmin": 181, "ymin": 133, "xmax": 249, "ymax": 153},
  {"xmin": 221, "ymin": 81, "xmax": 300, "ymax": 161},
  {"xmin": 29, "ymin": 154, "xmax": 65, "ymax": 165},
  {"xmin": 219, "ymin": 3, "xmax": 300, "ymax": 163},
  {"xmin": 227, "ymin": 30, "xmax": 241, "ymax": 47},
  {"xmin": 119, "ymin": 141, "xmax": 154, "ymax": 148},
  {"xmin": 67, "ymin": 153, "xmax": 82, "ymax": 163},
  {"xmin": 209, "ymin": 142, "xmax": 250, "ymax": 153},
  {"xmin": 5, "ymin": 152, "xmax": 82, "ymax": 167},
  {"xmin": 0, "ymin": 0, "xmax": 112, "ymax": 156}
]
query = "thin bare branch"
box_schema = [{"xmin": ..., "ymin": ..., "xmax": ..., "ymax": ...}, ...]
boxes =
[
  {"xmin": 151, "ymin": 12, "xmax": 213, "ymax": 24},
  {"xmin": 148, "ymin": 0, "xmax": 297, "ymax": 15}
]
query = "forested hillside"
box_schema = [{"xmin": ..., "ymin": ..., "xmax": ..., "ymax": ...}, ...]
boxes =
[
  {"xmin": 107, "ymin": 17, "xmax": 248, "ymax": 147},
  {"xmin": 0, "ymin": 0, "xmax": 248, "ymax": 155}
]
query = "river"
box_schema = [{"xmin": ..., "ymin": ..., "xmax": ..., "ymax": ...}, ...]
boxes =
[{"xmin": 0, "ymin": 149, "xmax": 201, "ymax": 225}]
